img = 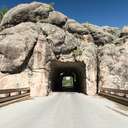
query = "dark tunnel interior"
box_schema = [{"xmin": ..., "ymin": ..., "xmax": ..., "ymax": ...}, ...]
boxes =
[{"xmin": 49, "ymin": 61, "xmax": 86, "ymax": 93}]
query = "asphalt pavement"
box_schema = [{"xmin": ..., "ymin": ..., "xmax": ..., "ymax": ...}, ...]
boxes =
[{"xmin": 0, "ymin": 92, "xmax": 128, "ymax": 128}]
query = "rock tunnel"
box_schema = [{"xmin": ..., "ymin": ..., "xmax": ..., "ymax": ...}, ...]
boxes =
[
  {"xmin": 0, "ymin": 2, "xmax": 99, "ymax": 97},
  {"xmin": 49, "ymin": 61, "xmax": 86, "ymax": 93},
  {"xmin": 0, "ymin": 0, "xmax": 127, "ymax": 98}
]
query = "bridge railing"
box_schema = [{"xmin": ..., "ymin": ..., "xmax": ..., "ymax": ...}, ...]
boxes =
[
  {"xmin": 0, "ymin": 87, "xmax": 30, "ymax": 107},
  {"xmin": 99, "ymin": 88, "xmax": 128, "ymax": 106}
]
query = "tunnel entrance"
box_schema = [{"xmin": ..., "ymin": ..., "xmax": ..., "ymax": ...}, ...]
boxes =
[{"xmin": 49, "ymin": 61, "xmax": 86, "ymax": 93}]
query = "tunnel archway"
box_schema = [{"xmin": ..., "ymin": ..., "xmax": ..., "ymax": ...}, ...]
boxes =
[{"xmin": 49, "ymin": 61, "xmax": 86, "ymax": 93}]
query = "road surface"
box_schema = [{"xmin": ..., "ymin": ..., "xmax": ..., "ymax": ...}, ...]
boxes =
[{"xmin": 0, "ymin": 92, "xmax": 128, "ymax": 128}]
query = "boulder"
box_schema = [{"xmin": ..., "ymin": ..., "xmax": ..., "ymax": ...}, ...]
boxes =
[
  {"xmin": 83, "ymin": 23, "xmax": 115, "ymax": 46},
  {"xmin": 38, "ymin": 23, "xmax": 65, "ymax": 46},
  {"xmin": 101, "ymin": 26, "xmax": 120, "ymax": 36},
  {"xmin": 0, "ymin": 22, "xmax": 38, "ymax": 73},
  {"xmin": 38, "ymin": 23, "xmax": 79, "ymax": 55},
  {"xmin": 120, "ymin": 26, "xmax": 128, "ymax": 37},
  {"xmin": 122, "ymin": 26, "xmax": 128, "ymax": 33},
  {"xmin": 1, "ymin": 2, "xmax": 54, "ymax": 26},
  {"xmin": 48, "ymin": 11, "xmax": 68, "ymax": 26},
  {"xmin": 61, "ymin": 32, "xmax": 79, "ymax": 54},
  {"xmin": 65, "ymin": 19, "xmax": 89, "ymax": 35}
]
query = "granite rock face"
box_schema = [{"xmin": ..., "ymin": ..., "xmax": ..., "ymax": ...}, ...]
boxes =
[
  {"xmin": 83, "ymin": 23, "xmax": 120, "ymax": 46},
  {"xmin": 48, "ymin": 11, "xmax": 68, "ymax": 26},
  {"xmin": 65, "ymin": 19, "xmax": 89, "ymax": 35},
  {"xmin": 1, "ymin": 2, "xmax": 54, "ymax": 27},
  {"xmin": 0, "ymin": 2, "xmax": 127, "ymax": 96},
  {"xmin": 0, "ymin": 22, "xmax": 38, "ymax": 73},
  {"xmin": 98, "ymin": 36, "xmax": 128, "ymax": 90}
]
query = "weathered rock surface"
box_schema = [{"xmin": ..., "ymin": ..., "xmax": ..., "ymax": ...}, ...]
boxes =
[
  {"xmin": 0, "ymin": 2, "xmax": 128, "ymax": 97},
  {"xmin": 48, "ymin": 11, "xmax": 68, "ymax": 26},
  {"xmin": 0, "ymin": 22, "xmax": 38, "ymax": 73},
  {"xmin": 0, "ymin": 70, "xmax": 30, "ymax": 89},
  {"xmin": 83, "ymin": 23, "xmax": 119, "ymax": 46},
  {"xmin": 98, "ymin": 38, "xmax": 128, "ymax": 90},
  {"xmin": 38, "ymin": 23, "xmax": 65, "ymax": 46},
  {"xmin": 1, "ymin": 2, "xmax": 54, "ymax": 27},
  {"xmin": 65, "ymin": 19, "xmax": 89, "ymax": 35},
  {"xmin": 78, "ymin": 43, "xmax": 97, "ymax": 95},
  {"xmin": 119, "ymin": 26, "xmax": 128, "ymax": 37}
]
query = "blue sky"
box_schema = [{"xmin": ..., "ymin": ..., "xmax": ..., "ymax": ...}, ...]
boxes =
[{"xmin": 0, "ymin": 0, "xmax": 128, "ymax": 27}]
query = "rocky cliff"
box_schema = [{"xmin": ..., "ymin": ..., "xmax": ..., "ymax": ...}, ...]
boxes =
[{"xmin": 0, "ymin": 2, "xmax": 128, "ymax": 96}]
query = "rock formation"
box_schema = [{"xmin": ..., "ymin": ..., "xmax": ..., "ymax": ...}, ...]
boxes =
[{"xmin": 0, "ymin": 2, "xmax": 128, "ymax": 97}]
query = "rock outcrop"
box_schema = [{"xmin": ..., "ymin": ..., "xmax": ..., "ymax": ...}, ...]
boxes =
[
  {"xmin": 0, "ymin": 2, "xmax": 127, "ymax": 96},
  {"xmin": 0, "ymin": 22, "xmax": 39, "ymax": 73},
  {"xmin": 83, "ymin": 23, "xmax": 120, "ymax": 46},
  {"xmin": 98, "ymin": 34, "xmax": 128, "ymax": 90},
  {"xmin": 1, "ymin": 2, "xmax": 53, "ymax": 26}
]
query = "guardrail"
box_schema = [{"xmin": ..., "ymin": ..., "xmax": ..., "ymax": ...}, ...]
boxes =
[
  {"xmin": 99, "ymin": 88, "xmax": 128, "ymax": 106},
  {"xmin": 0, "ymin": 87, "xmax": 30, "ymax": 107}
]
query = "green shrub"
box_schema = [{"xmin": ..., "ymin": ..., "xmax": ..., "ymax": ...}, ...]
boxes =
[
  {"xmin": 48, "ymin": 2, "xmax": 55, "ymax": 11},
  {"xmin": 0, "ymin": 7, "xmax": 9, "ymax": 22}
]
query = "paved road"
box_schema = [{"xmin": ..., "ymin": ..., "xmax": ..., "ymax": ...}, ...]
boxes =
[{"xmin": 0, "ymin": 92, "xmax": 128, "ymax": 128}]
